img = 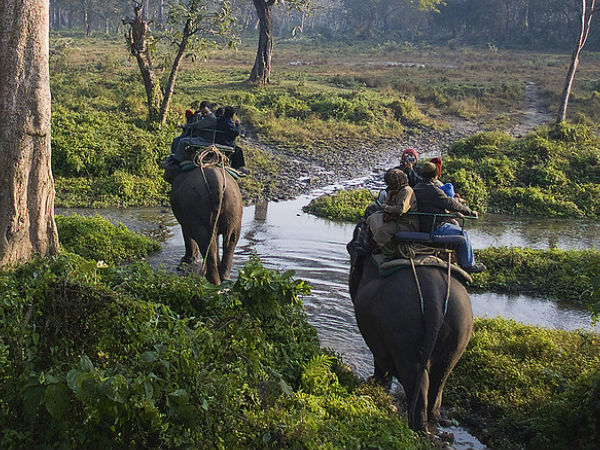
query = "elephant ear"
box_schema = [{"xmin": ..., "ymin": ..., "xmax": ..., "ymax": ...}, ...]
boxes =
[{"xmin": 161, "ymin": 159, "xmax": 180, "ymax": 184}]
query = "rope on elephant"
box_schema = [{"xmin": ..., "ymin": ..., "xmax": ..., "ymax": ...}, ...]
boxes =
[
  {"xmin": 193, "ymin": 146, "xmax": 231, "ymax": 169},
  {"xmin": 395, "ymin": 241, "xmax": 438, "ymax": 260},
  {"xmin": 409, "ymin": 254, "xmax": 453, "ymax": 318},
  {"xmin": 195, "ymin": 146, "xmax": 228, "ymax": 278}
]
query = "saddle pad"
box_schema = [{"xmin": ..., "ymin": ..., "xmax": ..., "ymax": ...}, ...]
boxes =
[{"xmin": 370, "ymin": 253, "xmax": 472, "ymax": 283}]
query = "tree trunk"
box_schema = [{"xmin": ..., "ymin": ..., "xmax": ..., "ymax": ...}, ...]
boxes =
[
  {"xmin": 249, "ymin": 0, "xmax": 275, "ymax": 84},
  {"xmin": 158, "ymin": 0, "xmax": 164, "ymax": 29},
  {"xmin": 83, "ymin": 0, "xmax": 91, "ymax": 36},
  {"xmin": 158, "ymin": 20, "xmax": 192, "ymax": 126},
  {"xmin": 124, "ymin": 5, "xmax": 163, "ymax": 125},
  {"xmin": 557, "ymin": 0, "xmax": 596, "ymax": 123},
  {"xmin": 0, "ymin": 0, "xmax": 60, "ymax": 266}
]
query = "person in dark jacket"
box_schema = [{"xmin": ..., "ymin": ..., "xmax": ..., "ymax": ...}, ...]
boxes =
[
  {"xmin": 413, "ymin": 162, "xmax": 486, "ymax": 274},
  {"xmin": 394, "ymin": 148, "xmax": 422, "ymax": 187},
  {"xmin": 171, "ymin": 101, "xmax": 217, "ymax": 161},
  {"xmin": 216, "ymin": 106, "xmax": 246, "ymax": 171}
]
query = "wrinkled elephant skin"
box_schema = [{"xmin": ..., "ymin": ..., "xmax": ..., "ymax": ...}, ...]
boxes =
[
  {"xmin": 170, "ymin": 166, "xmax": 242, "ymax": 285},
  {"xmin": 349, "ymin": 251, "xmax": 473, "ymax": 431}
]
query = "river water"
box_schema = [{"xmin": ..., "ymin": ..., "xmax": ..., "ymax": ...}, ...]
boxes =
[{"xmin": 56, "ymin": 175, "xmax": 600, "ymax": 450}]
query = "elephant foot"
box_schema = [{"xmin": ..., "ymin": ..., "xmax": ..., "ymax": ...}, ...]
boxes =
[
  {"xmin": 428, "ymin": 407, "xmax": 442, "ymax": 424},
  {"xmin": 368, "ymin": 375, "xmax": 393, "ymax": 392},
  {"xmin": 177, "ymin": 258, "xmax": 201, "ymax": 273},
  {"xmin": 177, "ymin": 261, "xmax": 191, "ymax": 272}
]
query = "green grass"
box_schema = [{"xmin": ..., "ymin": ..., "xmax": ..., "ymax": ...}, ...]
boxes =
[
  {"xmin": 447, "ymin": 318, "xmax": 600, "ymax": 450},
  {"xmin": 56, "ymin": 214, "xmax": 160, "ymax": 263},
  {"xmin": 302, "ymin": 188, "xmax": 374, "ymax": 222},
  {"xmin": 48, "ymin": 34, "xmax": 600, "ymax": 207}
]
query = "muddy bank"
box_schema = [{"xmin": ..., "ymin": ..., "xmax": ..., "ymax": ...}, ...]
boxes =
[{"xmin": 244, "ymin": 118, "xmax": 480, "ymax": 202}]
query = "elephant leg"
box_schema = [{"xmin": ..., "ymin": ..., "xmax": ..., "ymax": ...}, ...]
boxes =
[
  {"xmin": 179, "ymin": 226, "xmax": 200, "ymax": 266},
  {"xmin": 426, "ymin": 360, "xmax": 453, "ymax": 424},
  {"xmin": 369, "ymin": 359, "xmax": 393, "ymax": 391},
  {"xmin": 406, "ymin": 364, "xmax": 430, "ymax": 432},
  {"xmin": 203, "ymin": 235, "xmax": 221, "ymax": 285},
  {"xmin": 186, "ymin": 223, "xmax": 221, "ymax": 285},
  {"xmin": 427, "ymin": 340, "xmax": 469, "ymax": 423},
  {"xmin": 219, "ymin": 229, "xmax": 240, "ymax": 282}
]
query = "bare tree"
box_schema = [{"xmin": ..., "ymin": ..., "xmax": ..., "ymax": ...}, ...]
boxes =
[
  {"xmin": 0, "ymin": 0, "xmax": 60, "ymax": 266},
  {"xmin": 557, "ymin": 0, "xmax": 597, "ymax": 123},
  {"xmin": 124, "ymin": 0, "xmax": 235, "ymax": 127},
  {"xmin": 248, "ymin": 0, "xmax": 310, "ymax": 84}
]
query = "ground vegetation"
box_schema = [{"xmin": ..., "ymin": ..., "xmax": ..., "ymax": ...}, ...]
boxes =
[
  {"xmin": 0, "ymin": 253, "xmax": 429, "ymax": 450},
  {"xmin": 56, "ymin": 214, "xmax": 161, "ymax": 263},
  {"xmin": 446, "ymin": 318, "xmax": 600, "ymax": 450}
]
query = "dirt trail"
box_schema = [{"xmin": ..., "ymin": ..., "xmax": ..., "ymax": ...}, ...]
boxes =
[
  {"xmin": 510, "ymin": 81, "xmax": 553, "ymax": 137},
  {"xmin": 244, "ymin": 81, "xmax": 551, "ymax": 202}
]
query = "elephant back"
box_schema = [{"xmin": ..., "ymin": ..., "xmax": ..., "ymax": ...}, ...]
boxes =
[{"xmin": 170, "ymin": 166, "xmax": 242, "ymax": 226}]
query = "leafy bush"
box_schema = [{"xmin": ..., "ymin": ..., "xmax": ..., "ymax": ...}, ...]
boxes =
[
  {"xmin": 303, "ymin": 189, "xmax": 374, "ymax": 222},
  {"xmin": 446, "ymin": 318, "xmax": 600, "ymax": 450},
  {"xmin": 445, "ymin": 124, "xmax": 600, "ymax": 217},
  {"xmin": 472, "ymin": 247, "xmax": 600, "ymax": 314},
  {"xmin": 0, "ymin": 255, "xmax": 428, "ymax": 450},
  {"xmin": 56, "ymin": 214, "xmax": 160, "ymax": 263},
  {"xmin": 448, "ymin": 131, "xmax": 514, "ymax": 159}
]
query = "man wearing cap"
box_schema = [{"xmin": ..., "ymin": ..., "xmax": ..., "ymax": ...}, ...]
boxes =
[
  {"xmin": 413, "ymin": 162, "xmax": 486, "ymax": 274},
  {"xmin": 395, "ymin": 148, "xmax": 422, "ymax": 188}
]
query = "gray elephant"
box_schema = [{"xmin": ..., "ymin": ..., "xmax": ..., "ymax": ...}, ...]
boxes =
[
  {"xmin": 348, "ymin": 241, "xmax": 473, "ymax": 432},
  {"xmin": 167, "ymin": 163, "xmax": 243, "ymax": 285}
]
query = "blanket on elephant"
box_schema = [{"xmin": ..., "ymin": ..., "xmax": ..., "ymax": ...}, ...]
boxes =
[{"xmin": 370, "ymin": 253, "xmax": 472, "ymax": 284}]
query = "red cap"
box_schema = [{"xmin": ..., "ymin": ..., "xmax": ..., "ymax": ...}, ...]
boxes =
[
  {"xmin": 401, "ymin": 148, "xmax": 418, "ymax": 159},
  {"xmin": 185, "ymin": 109, "xmax": 194, "ymax": 119},
  {"xmin": 430, "ymin": 157, "xmax": 443, "ymax": 177}
]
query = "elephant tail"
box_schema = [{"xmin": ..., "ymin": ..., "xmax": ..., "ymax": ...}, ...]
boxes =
[{"xmin": 407, "ymin": 266, "xmax": 447, "ymax": 427}]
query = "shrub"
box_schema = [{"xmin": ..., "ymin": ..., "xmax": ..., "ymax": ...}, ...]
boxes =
[
  {"xmin": 448, "ymin": 131, "xmax": 514, "ymax": 159},
  {"xmin": 303, "ymin": 189, "xmax": 374, "ymax": 222},
  {"xmin": 472, "ymin": 247, "xmax": 600, "ymax": 314},
  {"xmin": 446, "ymin": 318, "xmax": 600, "ymax": 450},
  {"xmin": 56, "ymin": 214, "xmax": 160, "ymax": 263},
  {"xmin": 0, "ymin": 255, "xmax": 428, "ymax": 450}
]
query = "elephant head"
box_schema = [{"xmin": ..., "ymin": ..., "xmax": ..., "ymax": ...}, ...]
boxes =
[
  {"xmin": 168, "ymin": 164, "xmax": 243, "ymax": 285},
  {"xmin": 347, "ymin": 237, "xmax": 473, "ymax": 432}
]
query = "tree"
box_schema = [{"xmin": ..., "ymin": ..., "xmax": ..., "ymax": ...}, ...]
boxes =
[
  {"xmin": 557, "ymin": 0, "xmax": 597, "ymax": 123},
  {"xmin": 0, "ymin": 0, "xmax": 60, "ymax": 266},
  {"xmin": 123, "ymin": 0, "xmax": 234, "ymax": 127},
  {"xmin": 248, "ymin": 0, "xmax": 311, "ymax": 84}
]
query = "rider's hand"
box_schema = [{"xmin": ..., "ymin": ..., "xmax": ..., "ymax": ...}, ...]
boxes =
[
  {"xmin": 472, "ymin": 211, "xmax": 479, "ymax": 218},
  {"xmin": 455, "ymin": 212, "xmax": 465, "ymax": 219}
]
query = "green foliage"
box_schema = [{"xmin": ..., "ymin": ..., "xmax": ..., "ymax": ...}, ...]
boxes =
[
  {"xmin": 56, "ymin": 214, "xmax": 160, "ymax": 263},
  {"xmin": 472, "ymin": 247, "xmax": 600, "ymax": 314},
  {"xmin": 0, "ymin": 254, "xmax": 427, "ymax": 449},
  {"xmin": 446, "ymin": 318, "xmax": 600, "ymax": 450},
  {"xmin": 303, "ymin": 189, "xmax": 374, "ymax": 222},
  {"xmin": 448, "ymin": 131, "xmax": 514, "ymax": 160},
  {"xmin": 445, "ymin": 124, "xmax": 600, "ymax": 217}
]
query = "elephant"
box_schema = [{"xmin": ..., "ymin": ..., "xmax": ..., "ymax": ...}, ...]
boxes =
[
  {"xmin": 167, "ymin": 162, "xmax": 243, "ymax": 285},
  {"xmin": 348, "ymin": 238, "xmax": 473, "ymax": 432}
]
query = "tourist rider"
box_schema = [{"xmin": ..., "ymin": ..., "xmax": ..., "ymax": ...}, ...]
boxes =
[
  {"xmin": 413, "ymin": 162, "xmax": 486, "ymax": 274},
  {"xmin": 171, "ymin": 101, "xmax": 217, "ymax": 162},
  {"xmin": 429, "ymin": 156, "xmax": 466, "ymax": 203},
  {"xmin": 216, "ymin": 106, "xmax": 247, "ymax": 171},
  {"xmin": 367, "ymin": 168, "xmax": 418, "ymax": 257},
  {"xmin": 395, "ymin": 148, "xmax": 422, "ymax": 188}
]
